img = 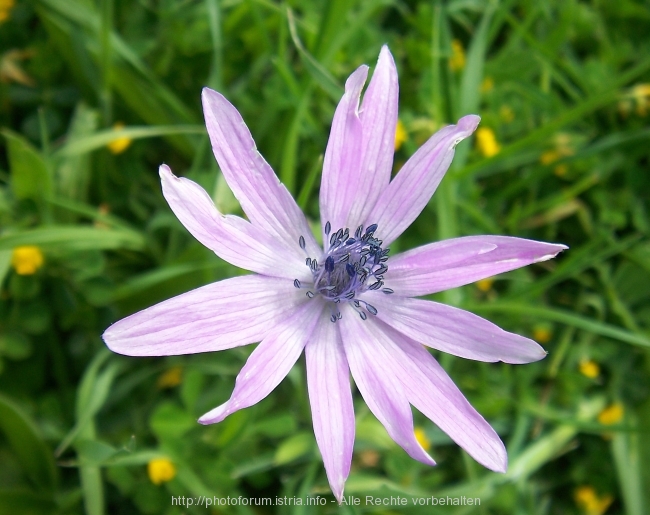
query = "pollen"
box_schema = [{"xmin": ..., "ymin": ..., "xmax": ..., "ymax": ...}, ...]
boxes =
[
  {"xmin": 11, "ymin": 246, "xmax": 44, "ymax": 275},
  {"xmin": 147, "ymin": 458, "xmax": 177, "ymax": 485}
]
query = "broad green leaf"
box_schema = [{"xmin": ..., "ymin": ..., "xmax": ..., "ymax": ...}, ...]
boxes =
[
  {"xmin": 0, "ymin": 394, "xmax": 57, "ymax": 491},
  {"xmin": 274, "ymin": 432, "xmax": 314, "ymax": 465},
  {"xmin": 2, "ymin": 129, "xmax": 52, "ymax": 201}
]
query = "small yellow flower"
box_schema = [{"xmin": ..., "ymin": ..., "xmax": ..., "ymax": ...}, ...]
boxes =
[
  {"xmin": 414, "ymin": 427, "xmax": 431, "ymax": 452},
  {"xmin": 476, "ymin": 278, "xmax": 494, "ymax": 292},
  {"xmin": 147, "ymin": 458, "xmax": 177, "ymax": 485},
  {"xmin": 0, "ymin": 0, "xmax": 15, "ymax": 23},
  {"xmin": 394, "ymin": 119, "xmax": 407, "ymax": 151},
  {"xmin": 480, "ymin": 77, "xmax": 494, "ymax": 93},
  {"xmin": 631, "ymin": 84, "xmax": 650, "ymax": 117},
  {"xmin": 579, "ymin": 359, "xmax": 600, "ymax": 379},
  {"xmin": 156, "ymin": 366, "xmax": 183, "ymax": 389},
  {"xmin": 533, "ymin": 326, "xmax": 552, "ymax": 344},
  {"xmin": 475, "ymin": 127, "xmax": 501, "ymax": 157},
  {"xmin": 574, "ymin": 485, "xmax": 613, "ymax": 515},
  {"xmin": 449, "ymin": 39, "xmax": 466, "ymax": 72},
  {"xmin": 11, "ymin": 246, "xmax": 44, "ymax": 275},
  {"xmin": 107, "ymin": 122, "xmax": 132, "ymax": 154},
  {"xmin": 598, "ymin": 403, "xmax": 623, "ymax": 425}
]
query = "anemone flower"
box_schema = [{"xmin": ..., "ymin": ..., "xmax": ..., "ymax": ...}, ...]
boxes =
[{"xmin": 103, "ymin": 46, "xmax": 567, "ymax": 502}]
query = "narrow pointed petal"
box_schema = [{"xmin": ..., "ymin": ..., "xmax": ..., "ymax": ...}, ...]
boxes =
[
  {"xmin": 306, "ymin": 319, "xmax": 354, "ymax": 503},
  {"xmin": 198, "ymin": 302, "xmax": 323, "ymax": 425},
  {"xmin": 374, "ymin": 321, "xmax": 508, "ymax": 472},
  {"xmin": 340, "ymin": 311, "xmax": 436, "ymax": 466},
  {"xmin": 363, "ymin": 292, "xmax": 546, "ymax": 364},
  {"xmin": 345, "ymin": 45, "xmax": 399, "ymax": 230},
  {"xmin": 160, "ymin": 165, "xmax": 309, "ymax": 280},
  {"xmin": 201, "ymin": 88, "xmax": 320, "ymax": 257},
  {"xmin": 387, "ymin": 235, "xmax": 568, "ymax": 297},
  {"xmin": 366, "ymin": 115, "xmax": 480, "ymax": 246},
  {"xmin": 103, "ymin": 275, "xmax": 306, "ymax": 357},
  {"xmin": 319, "ymin": 65, "xmax": 368, "ymax": 236}
]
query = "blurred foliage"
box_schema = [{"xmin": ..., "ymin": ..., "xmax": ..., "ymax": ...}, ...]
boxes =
[{"xmin": 1, "ymin": 0, "xmax": 650, "ymax": 514}]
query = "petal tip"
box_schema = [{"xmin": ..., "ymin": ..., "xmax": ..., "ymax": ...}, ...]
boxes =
[
  {"xmin": 158, "ymin": 163, "xmax": 172, "ymax": 179},
  {"xmin": 458, "ymin": 114, "xmax": 481, "ymax": 133}
]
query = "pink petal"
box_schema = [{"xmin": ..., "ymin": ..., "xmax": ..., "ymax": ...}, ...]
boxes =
[
  {"xmin": 305, "ymin": 318, "xmax": 354, "ymax": 503},
  {"xmin": 345, "ymin": 45, "xmax": 399, "ymax": 231},
  {"xmin": 376, "ymin": 321, "xmax": 508, "ymax": 472},
  {"xmin": 198, "ymin": 301, "xmax": 323, "ymax": 425},
  {"xmin": 387, "ymin": 235, "xmax": 568, "ymax": 296},
  {"xmin": 363, "ymin": 291, "xmax": 546, "ymax": 364},
  {"xmin": 160, "ymin": 164, "xmax": 309, "ymax": 280},
  {"xmin": 319, "ymin": 65, "xmax": 368, "ymax": 237},
  {"xmin": 366, "ymin": 115, "xmax": 480, "ymax": 246},
  {"xmin": 201, "ymin": 88, "xmax": 320, "ymax": 257},
  {"xmin": 340, "ymin": 309, "xmax": 436, "ymax": 466},
  {"xmin": 102, "ymin": 275, "xmax": 305, "ymax": 357}
]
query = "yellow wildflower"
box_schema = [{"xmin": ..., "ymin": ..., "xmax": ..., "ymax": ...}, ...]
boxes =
[
  {"xmin": 394, "ymin": 119, "xmax": 407, "ymax": 151},
  {"xmin": 107, "ymin": 122, "xmax": 132, "ymax": 154},
  {"xmin": 449, "ymin": 39, "xmax": 466, "ymax": 72},
  {"xmin": 475, "ymin": 127, "xmax": 501, "ymax": 157},
  {"xmin": 11, "ymin": 246, "xmax": 44, "ymax": 275},
  {"xmin": 476, "ymin": 278, "xmax": 494, "ymax": 292},
  {"xmin": 0, "ymin": 50, "xmax": 35, "ymax": 86},
  {"xmin": 598, "ymin": 403, "xmax": 623, "ymax": 425},
  {"xmin": 414, "ymin": 427, "xmax": 431, "ymax": 452},
  {"xmin": 0, "ymin": 0, "xmax": 15, "ymax": 23},
  {"xmin": 480, "ymin": 77, "xmax": 494, "ymax": 93},
  {"xmin": 579, "ymin": 359, "xmax": 600, "ymax": 379},
  {"xmin": 574, "ymin": 485, "xmax": 613, "ymax": 515},
  {"xmin": 532, "ymin": 326, "xmax": 552, "ymax": 344},
  {"xmin": 540, "ymin": 134, "xmax": 574, "ymax": 176},
  {"xmin": 147, "ymin": 458, "xmax": 177, "ymax": 485},
  {"xmin": 156, "ymin": 366, "xmax": 183, "ymax": 389}
]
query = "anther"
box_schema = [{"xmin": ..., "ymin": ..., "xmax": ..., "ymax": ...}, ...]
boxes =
[
  {"xmin": 299, "ymin": 235, "xmax": 306, "ymax": 250},
  {"xmin": 294, "ymin": 279, "xmax": 301, "ymax": 288}
]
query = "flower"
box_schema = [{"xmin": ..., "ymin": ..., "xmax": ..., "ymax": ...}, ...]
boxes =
[
  {"xmin": 147, "ymin": 458, "xmax": 176, "ymax": 485},
  {"xmin": 103, "ymin": 46, "xmax": 567, "ymax": 502},
  {"xmin": 598, "ymin": 403, "xmax": 623, "ymax": 425},
  {"xmin": 475, "ymin": 127, "xmax": 501, "ymax": 157},
  {"xmin": 449, "ymin": 39, "xmax": 466, "ymax": 71},
  {"xmin": 11, "ymin": 246, "xmax": 44, "ymax": 275},
  {"xmin": 574, "ymin": 485, "xmax": 613, "ymax": 515},
  {"xmin": 107, "ymin": 122, "xmax": 132, "ymax": 154},
  {"xmin": 394, "ymin": 119, "xmax": 407, "ymax": 151},
  {"xmin": 579, "ymin": 359, "xmax": 600, "ymax": 379}
]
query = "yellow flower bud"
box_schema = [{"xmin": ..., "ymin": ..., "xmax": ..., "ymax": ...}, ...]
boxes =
[
  {"xmin": 11, "ymin": 246, "xmax": 44, "ymax": 275},
  {"xmin": 147, "ymin": 458, "xmax": 177, "ymax": 485}
]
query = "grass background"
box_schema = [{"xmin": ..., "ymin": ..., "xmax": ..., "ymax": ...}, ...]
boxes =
[{"xmin": 1, "ymin": 0, "xmax": 650, "ymax": 513}]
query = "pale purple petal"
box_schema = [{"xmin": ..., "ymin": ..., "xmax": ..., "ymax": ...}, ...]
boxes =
[
  {"xmin": 387, "ymin": 235, "xmax": 568, "ymax": 296},
  {"xmin": 373, "ymin": 320, "xmax": 508, "ymax": 472},
  {"xmin": 160, "ymin": 165, "xmax": 309, "ymax": 280},
  {"xmin": 103, "ymin": 275, "xmax": 306, "ymax": 357},
  {"xmin": 345, "ymin": 45, "xmax": 399, "ymax": 230},
  {"xmin": 340, "ymin": 309, "xmax": 436, "ymax": 466},
  {"xmin": 198, "ymin": 301, "xmax": 323, "ymax": 425},
  {"xmin": 319, "ymin": 65, "xmax": 368, "ymax": 237},
  {"xmin": 201, "ymin": 88, "xmax": 320, "ymax": 258},
  {"xmin": 305, "ymin": 318, "xmax": 354, "ymax": 503},
  {"xmin": 366, "ymin": 115, "xmax": 480, "ymax": 246},
  {"xmin": 363, "ymin": 291, "xmax": 546, "ymax": 364}
]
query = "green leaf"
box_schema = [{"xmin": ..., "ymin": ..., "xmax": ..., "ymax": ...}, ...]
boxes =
[
  {"xmin": 0, "ymin": 226, "xmax": 145, "ymax": 252},
  {"xmin": 274, "ymin": 432, "xmax": 314, "ymax": 465},
  {"xmin": 149, "ymin": 402, "xmax": 196, "ymax": 440},
  {"xmin": 0, "ymin": 394, "xmax": 57, "ymax": 491},
  {"xmin": 0, "ymin": 489, "xmax": 57, "ymax": 515},
  {"xmin": 2, "ymin": 129, "xmax": 52, "ymax": 201}
]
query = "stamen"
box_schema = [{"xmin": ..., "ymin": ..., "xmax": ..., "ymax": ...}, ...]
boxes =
[
  {"xmin": 294, "ymin": 279, "xmax": 301, "ymax": 288},
  {"xmin": 299, "ymin": 235, "xmax": 306, "ymax": 250}
]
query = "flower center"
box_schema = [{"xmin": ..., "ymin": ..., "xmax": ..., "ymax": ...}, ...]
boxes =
[{"xmin": 295, "ymin": 223, "xmax": 394, "ymax": 322}]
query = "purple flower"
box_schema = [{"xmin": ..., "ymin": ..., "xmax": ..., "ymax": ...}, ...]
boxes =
[{"xmin": 103, "ymin": 46, "xmax": 566, "ymax": 501}]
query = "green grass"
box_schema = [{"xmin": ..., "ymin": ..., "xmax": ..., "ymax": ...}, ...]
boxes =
[{"xmin": 1, "ymin": 0, "xmax": 649, "ymax": 514}]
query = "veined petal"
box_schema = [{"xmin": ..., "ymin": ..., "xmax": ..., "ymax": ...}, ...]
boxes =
[
  {"xmin": 198, "ymin": 301, "xmax": 323, "ymax": 425},
  {"xmin": 340, "ymin": 310, "xmax": 436, "ymax": 466},
  {"xmin": 366, "ymin": 115, "xmax": 480, "ymax": 246},
  {"xmin": 363, "ymin": 292, "xmax": 546, "ymax": 364},
  {"xmin": 160, "ymin": 165, "xmax": 309, "ymax": 280},
  {"xmin": 345, "ymin": 45, "xmax": 399, "ymax": 230},
  {"xmin": 387, "ymin": 235, "xmax": 568, "ymax": 296},
  {"xmin": 201, "ymin": 88, "xmax": 320, "ymax": 258},
  {"xmin": 319, "ymin": 65, "xmax": 368, "ymax": 237},
  {"xmin": 306, "ymin": 318, "xmax": 354, "ymax": 503},
  {"xmin": 103, "ymin": 275, "xmax": 305, "ymax": 357},
  {"xmin": 374, "ymin": 321, "xmax": 508, "ymax": 472}
]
